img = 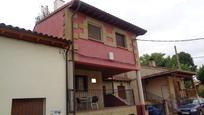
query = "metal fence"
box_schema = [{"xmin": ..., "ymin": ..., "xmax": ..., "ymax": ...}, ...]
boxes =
[{"xmin": 68, "ymin": 89, "xmax": 135, "ymax": 112}]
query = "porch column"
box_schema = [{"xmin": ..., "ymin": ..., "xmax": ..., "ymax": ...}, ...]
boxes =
[
  {"xmin": 131, "ymin": 71, "xmax": 145, "ymax": 115},
  {"xmin": 136, "ymin": 71, "xmax": 145, "ymax": 105}
]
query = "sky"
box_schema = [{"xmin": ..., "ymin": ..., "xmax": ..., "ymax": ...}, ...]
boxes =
[{"xmin": 0, "ymin": 0, "xmax": 204, "ymax": 67}]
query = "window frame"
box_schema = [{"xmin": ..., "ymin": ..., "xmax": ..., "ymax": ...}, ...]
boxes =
[
  {"xmin": 75, "ymin": 75, "xmax": 88, "ymax": 92},
  {"xmin": 115, "ymin": 32, "xmax": 127, "ymax": 48},
  {"xmin": 88, "ymin": 23, "xmax": 102, "ymax": 41}
]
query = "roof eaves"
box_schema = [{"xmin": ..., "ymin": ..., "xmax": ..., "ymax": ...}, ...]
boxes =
[
  {"xmin": 0, "ymin": 23, "xmax": 71, "ymax": 48},
  {"xmin": 35, "ymin": 0, "xmax": 147, "ymax": 36},
  {"xmin": 69, "ymin": 0, "xmax": 147, "ymax": 35}
]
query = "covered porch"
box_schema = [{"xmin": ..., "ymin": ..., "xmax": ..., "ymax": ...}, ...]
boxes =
[
  {"xmin": 142, "ymin": 70, "xmax": 197, "ymax": 113},
  {"xmin": 68, "ymin": 62, "xmax": 136, "ymax": 113}
]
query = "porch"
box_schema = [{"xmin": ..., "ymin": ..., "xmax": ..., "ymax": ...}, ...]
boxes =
[{"xmin": 68, "ymin": 66, "xmax": 136, "ymax": 113}]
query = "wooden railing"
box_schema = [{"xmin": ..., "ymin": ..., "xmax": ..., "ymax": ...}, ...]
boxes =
[{"xmin": 180, "ymin": 89, "xmax": 197, "ymax": 99}]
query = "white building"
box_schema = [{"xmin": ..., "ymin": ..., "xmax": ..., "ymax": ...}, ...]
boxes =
[{"xmin": 0, "ymin": 23, "xmax": 71, "ymax": 115}]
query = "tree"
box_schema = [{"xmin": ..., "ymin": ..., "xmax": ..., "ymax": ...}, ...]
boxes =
[
  {"xmin": 197, "ymin": 65, "xmax": 204, "ymax": 84},
  {"xmin": 150, "ymin": 53, "xmax": 166, "ymax": 67},
  {"xmin": 140, "ymin": 54, "xmax": 151, "ymax": 66},
  {"xmin": 172, "ymin": 52, "xmax": 197, "ymax": 71},
  {"xmin": 140, "ymin": 53, "xmax": 166, "ymax": 67},
  {"xmin": 35, "ymin": 5, "xmax": 50, "ymax": 23},
  {"xmin": 139, "ymin": 51, "xmax": 197, "ymax": 71}
]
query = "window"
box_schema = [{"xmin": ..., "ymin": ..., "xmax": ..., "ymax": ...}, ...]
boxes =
[
  {"xmin": 75, "ymin": 75, "xmax": 88, "ymax": 91},
  {"xmin": 88, "ymin": 24, "xmax": 101, "ymax": 40},
  {"xmin": 116, "ymin": 33, "xmax": 126, "ymax": 48}
]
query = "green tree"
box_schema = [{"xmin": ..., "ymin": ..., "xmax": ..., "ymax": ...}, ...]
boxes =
[
  {"xmin": 140, "ymin": 51, "xmax": 197, "ymax": 71},
  {"xmin": 172, "ymin": 52, "xmax": 197, "ymax": 71},
  {"xmin": 140, "ymin": 54, "xmax": 151, "ymax": 66},
  {"xmin": 150, "ymin": 53, "xmax": 166, "ymax": 67},
  {"xmin": 140, "ymin": 53, "xmax": 167, "ymax": 67},
  {"xmin": 197, "ymin": 65, "xmax": 204, "ymax": 84}
]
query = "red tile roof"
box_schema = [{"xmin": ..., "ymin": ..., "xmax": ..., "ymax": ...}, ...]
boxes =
[{"xmin": 0, "ymin": 23, "xmax": 71, "ymax": 48}]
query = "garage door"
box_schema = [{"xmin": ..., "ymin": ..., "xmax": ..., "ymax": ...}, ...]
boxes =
[{"xmin": 11, "ymin": 98, "xmax": 44, "ymax": 115}]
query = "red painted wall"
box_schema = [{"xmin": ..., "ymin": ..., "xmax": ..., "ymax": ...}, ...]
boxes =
[
  {"xmin": 33, "ymin": 10, "xmax": 65, "ymax": 38},
  {"xmin": 34, "ymin": 11, "xmax": 139, "ymax": 71},
  {"xmin": 75, "ymin": 39, "xmax": 137, "ymax": 70}
]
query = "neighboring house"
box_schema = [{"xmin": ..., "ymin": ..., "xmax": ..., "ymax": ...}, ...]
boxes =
[
  {"xmin": 140, "ymin": 66, "xmax": 197, "ymax": 114},
  {"xmin": 34, "ymin": 0, "xmax": 147, "ymax": 115},
  {"xmin": 0, "ymin": 23, "xmax": 71, "ymax": 115}
]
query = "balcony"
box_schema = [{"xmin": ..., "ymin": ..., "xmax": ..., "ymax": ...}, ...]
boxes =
[
  {"xmin": 69, "ymin": 89, "xmax": 135, "ymax": 112},
  {"xmin": 179, "ymin": 89, "xmax": 197, "ymax": 99}
]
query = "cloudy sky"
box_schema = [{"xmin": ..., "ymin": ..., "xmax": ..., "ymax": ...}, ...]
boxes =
[{"xmin": 0, "ymin": 0, "xmax": 204, "ymax": 67}]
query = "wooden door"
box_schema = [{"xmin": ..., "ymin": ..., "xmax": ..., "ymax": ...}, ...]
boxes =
[
  {"xmin": 118, "ymin": 86, "xmax": 126, "ymax": 99},
  {"xmin": 11, "ymin": 98, "xmax": 44, "ymax": 115}
]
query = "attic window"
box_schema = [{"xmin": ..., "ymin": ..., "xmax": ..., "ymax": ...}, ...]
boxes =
[{"xmin": 88, "ymin": 24, "xmax": 101, "ymax": 41}]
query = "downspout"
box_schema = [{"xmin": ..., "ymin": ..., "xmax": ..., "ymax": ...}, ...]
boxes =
[
  {"xmin": 70, "ymin": 1, "xmax": 81, "ymax": 115},
  {"xmin": 65, "ymin": 42, "xmax": 71, "ymax": 115}
]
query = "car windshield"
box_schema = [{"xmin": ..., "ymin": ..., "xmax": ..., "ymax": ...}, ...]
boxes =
[{"xmin": 181, "ymin": 99, "xmax": 203, "ymax": 105}]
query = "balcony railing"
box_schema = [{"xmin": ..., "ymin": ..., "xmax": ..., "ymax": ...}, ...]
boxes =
[
  {"xmin": 180, "ymin": 89, "xmax": 197, "ymax": 99},
  {"xmin": 68, "ymin": 89, "xmax": 135, "ymax": 112}
]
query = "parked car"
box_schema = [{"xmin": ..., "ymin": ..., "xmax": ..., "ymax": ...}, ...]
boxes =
[
  {"xmin": 177, "ymin": 98, "xmax": 204, "ymax": 115},
  {"xmin": 148, "ymin": 104, "xmax": 165, "ymax": 115}
]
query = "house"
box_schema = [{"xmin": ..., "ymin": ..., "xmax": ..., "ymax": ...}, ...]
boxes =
[
  {"xmin": 140, "ymin": 66, "xmax": 197, "ymax": 114},
  {"xmin": 34, "ymin": 0, "xmax": 147, "ymax": 115},
  {"xmin": 0, "ymin": 23, "xmax": 71, "ymax": 115}
]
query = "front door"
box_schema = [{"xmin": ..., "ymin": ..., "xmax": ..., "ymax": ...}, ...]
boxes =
[
  {"xmin": 11, "ymin": 98, "xmax": 44, "ymax": 115},
  {"xmin": 118, "ymin": 86, "xmax": 126, "ymax": 99}
]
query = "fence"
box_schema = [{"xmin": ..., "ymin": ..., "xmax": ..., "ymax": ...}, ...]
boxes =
[{"xmin": 68, "ymin": 89, "xmax": 135, "ymax": 112}]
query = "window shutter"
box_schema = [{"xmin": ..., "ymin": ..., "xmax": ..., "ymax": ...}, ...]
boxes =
[{"xmin": 88, "ymin": 24, "xmax": 101, "ymax": 40}]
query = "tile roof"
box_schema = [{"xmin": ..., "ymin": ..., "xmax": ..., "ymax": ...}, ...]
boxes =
[{"xmin": 0, "ymin": 23, "xmax": 71, "ymax": 48}]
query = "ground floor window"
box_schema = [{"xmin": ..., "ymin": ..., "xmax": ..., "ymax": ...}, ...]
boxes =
[{"xmin": 75, "ymin": 75, "xmax": 88, "ymax": 91}]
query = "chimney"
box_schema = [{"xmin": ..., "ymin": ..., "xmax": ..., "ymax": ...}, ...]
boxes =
[
  {"xmin": 54, "ymin": 0, "xmax": 65, "ymax": 10},
  {"xmin": 149, "ymin": 58, "xmax": 156, "ymax": 67}
]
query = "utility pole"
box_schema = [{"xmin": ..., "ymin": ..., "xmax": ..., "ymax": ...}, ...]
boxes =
[{"xmin": 174, "ymin": 46, "xmax": 181, "ymax": 70}]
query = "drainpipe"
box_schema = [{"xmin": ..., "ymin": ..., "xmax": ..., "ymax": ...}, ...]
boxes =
[
  {"xmin": 70, "ymin": 0, "xmax": 81, "ymax": 115},
  {"xmin": 65, "ymin": 42, "xmax": 71, "ymax": 115}
]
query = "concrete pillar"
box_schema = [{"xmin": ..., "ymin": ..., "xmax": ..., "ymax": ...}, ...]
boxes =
[
  {"xmin": 136, "ymin": 71, "xmax": 145, "ymax": 105},
  {"xmin": 136, "ymin": 71, "xmax": 146, "ymax": 115},
  {"xmin": 129, "ymin": 71, "xmax": 146, "ymax": 115},
  {"xmin": 130, "ymin": 79, "xmax": 140, "ymax": 105}
]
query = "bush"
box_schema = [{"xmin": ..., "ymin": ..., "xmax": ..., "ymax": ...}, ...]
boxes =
[{"xmin": 199, "ymin": 90, "xmax": 204, "ymax": 98}]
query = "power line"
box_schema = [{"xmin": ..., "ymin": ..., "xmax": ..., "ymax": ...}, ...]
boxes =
[
  {"xmin": 193, "ymin": 56, "xmax": 204, "ymax": 59},
  {"xmin": 136, "ymin": 37, "xmax": 204, "ymax": 42}
]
